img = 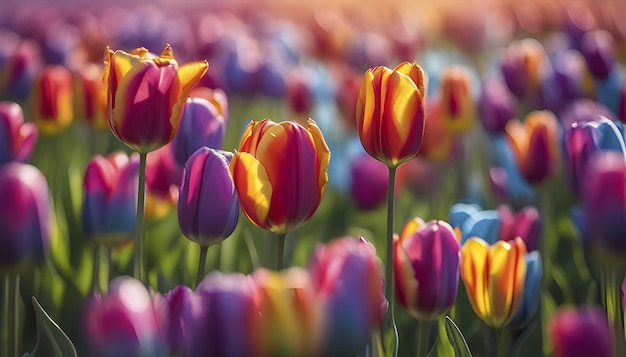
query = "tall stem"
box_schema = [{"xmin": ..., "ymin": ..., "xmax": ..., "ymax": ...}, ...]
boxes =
[
  {"xmin": 384, "ymin": 167, "xmax": 398, "ymax": 357},
  {"xmin": 416, "ymin": 320, "xmax": 430, "ymax": 357},
  {"xmin": 496, "ymin": 327, "xmax": 511, "ymax": 357},
  {"xmin": 277, "ymin": 233, "xmax": 286, "ymax": 271},
  {"xmin": 602, "ymin": 265, "xmax": 626, "ymax": 355},
  {"xmin": 90, "ymin": 244, "xmax": 100, "ymax": 294},
  {"xmin": 133, "ymin": 152, "xmax": 147, "ymax": 282},
  {"xmin": 3, "ymin": 273, "xmax": 20, "ymax": 357},
  {"xmin": 196, "ymin": 246, "xmax": 209, "ymax": 288}
]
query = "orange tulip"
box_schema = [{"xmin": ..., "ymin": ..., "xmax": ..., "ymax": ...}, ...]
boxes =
[{"xmin": 439, "ymin": 66, "xmax": 475, "ymax": 133}]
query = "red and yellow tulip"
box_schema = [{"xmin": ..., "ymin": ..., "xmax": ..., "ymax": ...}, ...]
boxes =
[
  {"xmin": 102, "ymin": 45, "xmax": 208, "ymax": 153},
  {"xmin": 460, "ymin": 237, "xmax": 527, "ymax": 328},
  {"xmin": 30, "ymin": 65, "xmax": 74, "ymax": 135},
  {"xmin": 356, "ymin": 62, "xmax": 426, "ymax": 168},
  {"xmin": 230, "ymin": 118, "xmax": 330, "ymax": 234},
  {"xmin": 439, "ymin": 66, "xmax": 475, "ymax": 133}
]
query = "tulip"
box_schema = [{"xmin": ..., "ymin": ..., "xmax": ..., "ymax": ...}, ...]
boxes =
[
  {"xmin": 0, "ymin": 40, "xmax": 41, "ymax": 102},
  {"xmin": 620, "ymin": 78, "xmax": 626, "ymax": 122},
  {"xmin": 0, "ymin": 101, "xmax": 37, "ymax": 164},
  {"xmin": 102, "ymin": 45, "xmax": 208, "ymax": 153},
  {"xmin": 0, "ymin": 162, "xmax": 52, "ymax": 273},
  {"xmin": 83, "ymin": 276, "xmax": 169, "ymax": 357},
  {"xmin": 439, "ymin": 66, "xmax": 475, "ymax": 133},
  {"xmin": 487, "ymin": 136, "xmax": 537, "ymax": 207},
  {"xmin": 460, "ymin": 237, "xmax": 527, "ymax": 328},
  {"xmin": 497, "ymin": 205, "xmax": 542, "ymax": 252},
  {"xmin": 286, "ymin": 70, "xmax": 313, "ymax": 117},
  {"xmin": 163, "ymin": 285, "xmax": 192, "ymax": 356},
  {"xmin": 419, "ymin": 97, "xmax": 456, "ymax": 162},
  {"xmin": 82, "ymin": 152, "xmax": 139, "ymax": 247},
  {"xmin": 505, "ymin": 110, "xmax": 560, "ymax": 184},
  {"xmin": 478, "ymin": 77, "xmax": 518, "ymax": 135},
  {"xmin": 145, "ymin": 143, "xmax": 182, "ymax": 220},
  {"xmin": 349, "ymin": 152, "xmax": 388, "ymax": 210},
  {"xmin": 178, "ymin": 147, "xmax": 238, "ymax": 247},
  {"xmin": 230, "ymin": 118, "xmax": 330, "ymax": 235},
  {"xmin": 73, "ymin": 63, "xmax": 108, "ymax": 130},
  {"xmin": 188, "ymin": 272, "xmax": 259, "ymax": 357},
  {"xmin": 510, "ymin": 251, "xmax": 542, "ymax": 328},
  {"xmin": 580, "ymin": 30, "xmax": 615, "ymax": 80},
  {"xmin": 356, "ymin": 61, "xmax": 426, "ymax": 168},
  {"xmin": 309, "ymin": 237, "xmax": 385, "ymax": 356},
  {"xmin": 561, "ymin": 117, "xmax": 626, "ymax": 198},
  {"xmin": 560, "ymin": 98, "xmax": 616, "ymax": 128},
  {"xmin": 499, "ymin": 38, "xmax": 548, "ymax": 99},
  {"xmin": 582, "ymin": 151, "xmax": 626, "ymax": 267},
  {"xmin": 549, "ymin": 306, "xmax": 614, "ymax": 357},
  {"xmin": 251, "ymin": 268, "xmax": 320, "ymax": 357},
  {"xmin": 171, "ymin": 97, "xmax": 226, "ymax": 167},
  {"xmin": 30, "ymin": 65, "xmax": 74, "ymax": 135},
  {"xmin": 450, "ymin": 203, "xmax": 500, "ymax": 245},
  {"xmin": 394, "ymin": 219, "xmax": 460, "ymax": 321}
]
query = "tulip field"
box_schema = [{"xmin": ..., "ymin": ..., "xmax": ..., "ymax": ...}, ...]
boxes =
[{"xmin": 2, "ymin": 0, "xmax": 626, "ymax": 356}]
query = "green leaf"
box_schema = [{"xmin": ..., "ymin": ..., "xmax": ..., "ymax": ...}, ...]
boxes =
[
  {"xmin": 30, "ymin": 297, "xmax": 77, "ymax": 357},
  {"xmin": 435, "ymin": 317, "xmax": 455, "ymax": 357},
  {"xmin": 383, "ymin": 319, "xmax": 399, "ymax": 357},
  {"xmin": 444, "ymin": 316, "xmax": 473, "ymax": 357}
]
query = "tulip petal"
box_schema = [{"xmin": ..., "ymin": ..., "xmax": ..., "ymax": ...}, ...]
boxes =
[
  {"xmin": 461, "ymin": 238, "xmax": 490, "ymax": 324},
  {"xmin": 177, "ymin": 61, "xmax": 209, "ymax": 98},
  {"xmin": 230, "ymin": 151, "xmax": 272, "ymax": 230}
]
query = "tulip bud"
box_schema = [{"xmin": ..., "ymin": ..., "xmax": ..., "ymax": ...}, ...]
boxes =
[
  {"xmin": 82, "ymin": 152, "xmax": 139, "ymax": 247},
  {"xmin": 549, "ymin": 306, "xmax": 614, "ymax": 357},
  {"xmin": 394, "ymin": 219, "xmax": 460, "ymax": 321},
  {"xmin": 500, "ymin": 38, "xmax": 548, "ymax": 99},
  {"xmin": 0, "ymin": 101, "xmax": 37, "ymax": 164},
  {"xmin": 83, "ymin": 276, "xmax": 169, "ymax": 357},
  {"xmin": 286, "ymin": 70, "xmax": 313, "ymax": 117},
  {"xmin": 30, "ymin": 65, "xmax": 74, "ymax": 135},
  {"xmin": 460, "ymin": 237, "xmax": 527, "ymax": 328},
  {"xmin": 230, "ymin": 118, "xmax": 330, "ymax": 234},
  {"xmin": 349, "ymin": 152, "xmax": 388, "ymax": 210},
  {"xmin": 0, "ymin": 163, "xmax": 52, "ymax": 273},
  {"xmin": 0, "ymin": 40, "xmax": 41, "ymax": 102},
  {"xmin": 178, "ymin": 147, "xmax": 238, "ymax": 247},
  {"xmin": 356, "ymin": 62, "xmax": 426, "ymax": 168},
  {"xmin": 171, "ymin": 97, "xmax": 226, "ymax": 167},
  {"xmin": 102, "ymin": 45, "xmax": 208, "ymax": 153}
]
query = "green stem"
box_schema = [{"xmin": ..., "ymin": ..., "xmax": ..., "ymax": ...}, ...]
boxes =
[
  {"xmin": 133, "ymin": 152, "xmax": 147, "ymax": 282},
  {"xmin": 196, "ymin": 246, "xmax": 208, "ymax": 288},
  {"xmin": 90, "ymin": 244, "xmax": 100, "ymax": 294},
  {"xmin": 3, "ymin": 273, "xmax": 20, "ymax": 357},
  {"xmin": 496, "ymin": 327, "xmax": 511, "ymax": 357},
  {"xmin": 384, "ymin": 167, "xmax": 398, "ymax": 357},
  {"xmin": 602, "ymin": 266, "xmax": 626, "ymax": 355},
  {"xmin": 416, "ymin": 320, "xmax": 430, "ymax": 357},
  {"xmin": 277, "ymin": 233, "xmax": 286, "ymax": 271}
]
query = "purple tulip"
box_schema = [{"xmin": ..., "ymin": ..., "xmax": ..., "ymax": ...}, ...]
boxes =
[
  {"xmin": 82, "ymin": 152, "xmax": 139, "ymax": 247},
  {"xmin": 308, "ymin": 237, "xmax": 385, "ymax": 356},
  {"xmin": 559, "ymin": 99, "xmax": 616, "ymax": 128},
  {"xmin": 0, "ymin": 40, "xmax": 41, "ymax": 102},
  {"xmin": 619, "ymin": 78, "xmax": 626, "ymax": 122},
  {"xmin": 497, "ymin": 204, "xmax": 542, "ymax": 252},
  {"xmin": 550, "ymin": 306, "xmax": 614, "ymax": 357},
  {"xmin": 171, "ymin": 97, "xmax": 227, "ymax": 168},
  {"xmin": 582, "ymin": 151, "xmax": 626, "ymax": 266},
  {"xmin": 178, "ymin": 147, "xmax": 239, "ymax": 247},
  {"xmin": 0, "ymin": 162, "xmax": 51, "ymax": 272},
  {"xmin": 478, "ymin": 77, "xmax": 518, "ymax": 135},
  {"xmin": 83, "ymin": 276, "xmax": 169, "ymax": 357},
  {"xmin": 581, "ymin": 30, "xmax": 615, "ymax": 80},
  {"xmin": 394, "ymin": 219, "xmax": 460, "ymax": 321},
  {"xmin": 349, "ymin": 152, "xmax": 388, "ymax": 210},
  {"xmin": 163, "ymin": 285, "xmax": 193, "ymax": 355},
  {"xmin": 0, "ymin": 101, "xmax": 37, "ymax": 164}
]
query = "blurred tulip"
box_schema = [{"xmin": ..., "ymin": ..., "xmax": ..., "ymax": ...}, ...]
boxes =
[
  {"xmin": 620, "ymin": 78, "xmax": 626, "ymax": 122},
  {"xmin": 510, "ymin": 251, "xmax": 542, "ymax": 328},
  {"xmin": 356, "ymin": 61, "xmax": 426, "ymax": 168},
  {"xmin": 102, "ymin": 45, "xmax": 208, "ymax": 153},
  {"xmin": 230, "ymin": 118, "xmax": 330, "ymax": 234},
  {"xmin": 419, "ymin": 97, "xmax": 456, "ymax": 162},
  {"xmin": 487, "ymin": 136, "xmax": 537, "ymax": 207},
  {"xmin": 82, "ymin": 152, "xmax": 139, "ymax": 247},
  {"xmin": 178, "ymin": 147, "xmax": 238, "ymax": 247},
  {"xmin": 251, "ymin": 268, "xmax": 320, "ymax": 357},
  {"xmin": 84, "ymin": 276, "xmax": 169, "ymax": 357},
  {"xmin": 505, "ymin": 110, "xmax": 559, "ymax": 184},
  {"xmin": 163, "ymin": 285, "xmax": 192, "ymax": 356},
  {"xmin": 286, "ymin": 70, "xmax": 313, "ymax": 117},
  {"xmin": 334, "ymin": 65, "xmax": 361, "ymax": 131},
  {"xmin": 439, "ymin": 66, "xmax": 475, "ymax": 133},
  {"xmin": 144, "ymin": 143, "xmax": 182, "ymax": 220},
  {"xmin": 73, "ymin": 63, "xmax": 108, "ymax": 130},
  {"xmin": 449, "ymin": 203, "xmax": 500, "ymax": 245},
  {"xmin": 0, "ymin": 101, "xmax": 37, "ymax": 164},
  {"xmin": 309, "ymin": 237, "xmax": 385, "ymax": 356},
  {"xmin": 394, "ymin": 219, "xmax": 460, "ymax": 321},
  {"xmin": 188, "ymin": 272, "xmax": 259, "ymax": 357},
  {"xmin": 580, "ymin": 30, "xmax": 615, "ymax": 80},
  {"xmin": 30, "ymin": 65, "xmax": 74, "ymax": 135},
  {"xmin": 171, "ymin": 97, "xmax": 226, "ymax": 167},
  {"xmin": 349, "ymin": 152, "xmax": 388, "ymax": 210},
  {"xmin": 478, "ymin": 77, "xmax": 518, "ymax": 135},
  {"xmin": 0, "ymin": 40, "xmax": 41, "ymax": 102},
  {"xmin": 582, "ymin": 151, "xmax": 626, "ymax": 267},
  {"xmin": 561, "ymin": 117, "xmax": 626, "ymax": 198},
  {"xmin": 0, "ymin": 162, "xmax": 52, "ymax": 273},
  {"xmin": 460, "ymin": 237, "xmax": 527, "ymax": 328},
  {"xmin": 549, "ymin": 306, "xmax": 614, "ymax": 357},
  {"xmin": 559, "ymin": 98, "xmax": 616, "ymax": 129},
  {"xmin": 500, "ymin": 38, "xmax": 548, "ymax": 99},
  {"xmin": 497, "ymin": 205, "xmax": 542, "ymax": 252}
]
